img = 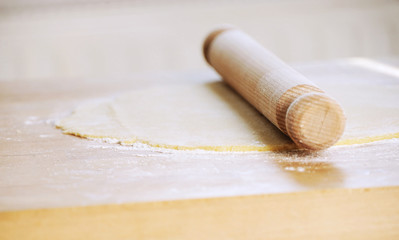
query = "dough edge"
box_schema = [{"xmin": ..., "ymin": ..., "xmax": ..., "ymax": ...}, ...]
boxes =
[{"xmin": 56, "ymin": 125, "xmax": 399, "ymax": 152}]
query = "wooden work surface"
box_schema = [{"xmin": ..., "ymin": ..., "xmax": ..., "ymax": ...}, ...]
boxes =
[{"xmin": 1, "ymin": 58, "xmax": 399, "ymax": 239}]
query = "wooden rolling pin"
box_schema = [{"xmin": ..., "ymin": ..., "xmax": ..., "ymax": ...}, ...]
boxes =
[{"xmin": 203, "ymin": 27, "xmax": 346, "ymax": 150}]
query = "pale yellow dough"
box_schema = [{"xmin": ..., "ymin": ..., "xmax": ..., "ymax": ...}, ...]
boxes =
[{"xmin": 57, "ymin": 80, "xmax": 399, "ymax": 151}]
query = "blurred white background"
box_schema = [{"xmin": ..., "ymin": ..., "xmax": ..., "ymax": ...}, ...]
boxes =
[{"xmin": 0, "ymin": 0, "xmax": 398, "ymax": 81}]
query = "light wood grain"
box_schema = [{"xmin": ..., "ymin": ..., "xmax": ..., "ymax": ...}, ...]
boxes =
[
  {"xmin": 1, "ymin": 187, "xmax": 399, "ymax": 240},
  {"xmin": 204, "ymin": 28, "xmax": 345, "ymax": 149},
  {"xmin": 1, "ymin": 59, "xmax": 399, "ymax": 239}
]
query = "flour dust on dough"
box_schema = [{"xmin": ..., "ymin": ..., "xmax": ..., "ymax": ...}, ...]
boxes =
[{"xmin": 57, "ymin": 79, "xmax": 399, "ymax": 151}]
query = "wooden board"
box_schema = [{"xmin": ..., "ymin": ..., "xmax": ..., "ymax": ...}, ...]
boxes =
[{"xmin": 1, "ymin": 58, "xmax": 399, "ymax": 239}]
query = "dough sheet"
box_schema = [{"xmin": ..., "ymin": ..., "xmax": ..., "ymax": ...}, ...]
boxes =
[{"xmin": 57, "ymin": 78, "xmax": 399, "ymax": 151}]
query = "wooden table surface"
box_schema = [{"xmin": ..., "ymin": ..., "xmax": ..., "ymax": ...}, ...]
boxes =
[{"xmin": 1, "ymin": 58, "xmax": 399, "ymax": 239}]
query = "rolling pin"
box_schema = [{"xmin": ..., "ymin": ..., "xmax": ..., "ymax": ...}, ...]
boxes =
[{"xmin": 203, "ymin": 27, "xmax": 346, "ymax": 150}]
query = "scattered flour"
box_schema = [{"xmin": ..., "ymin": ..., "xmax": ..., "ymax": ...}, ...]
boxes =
[{"xmin": 25, "ymin": 116, "xmax": 57, "ymax": 126}]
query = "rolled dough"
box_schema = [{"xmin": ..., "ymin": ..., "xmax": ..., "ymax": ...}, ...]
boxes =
[{"xmin": 57, "ymin": 79, "xmax": 399, "ymax": 151}]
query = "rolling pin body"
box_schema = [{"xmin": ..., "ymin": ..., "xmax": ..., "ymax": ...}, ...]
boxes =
[{"xmin": 203, "ymin": 28, "xmax": 345, "ymax": 150}]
